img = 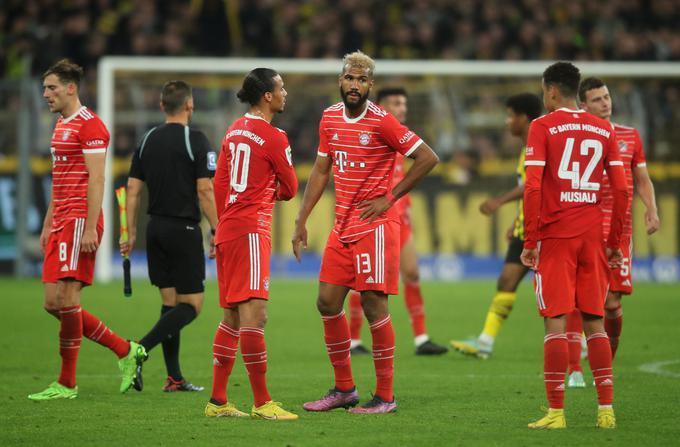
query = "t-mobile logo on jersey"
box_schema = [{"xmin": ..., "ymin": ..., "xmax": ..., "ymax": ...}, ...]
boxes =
[{"xmin": 334, "ymin": 151, "xmax": 366, "ymax": 173}]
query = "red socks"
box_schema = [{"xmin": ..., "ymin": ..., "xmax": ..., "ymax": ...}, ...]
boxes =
[
  {"xmin": 587, "ymin": 332, "xmax": 614, "ymax": 406},
  {"xmin": 240, "ymin": 326, "xmax": 271, "ymax": 407},
  {"xmin": 322, "ymin": 310, "xmax": 354, "ymax": 392},
  {"xmin": 58, "ymin": 306, "xmax": 83, "ymax": 389},
  {"xmin": 543, "ymin": 333, "xmax": 568, "ymax": 409},
  {"xmin": 566, "ymin": 309, "xmax": 583, "ymax": 373},
  {"xmin": 370, "ymin": 315, "xmax": 395, "ymax": 402},
  {"xmin": 404, "ymin": 283, "xmax": 427, "ymax": 338},
  {"xmin": 81, "ymin": 310, "xmax": 130, "ymax": 359},
  {"xmin": 350, "ymin": 285, "xmax": 428, "ymax": 341},
  {"xmin": 605, "ymin": 313, "xmax": 623, "ymax": 360},
  {"xmin": 211, "ymin": 322, "xmax": 239, "ymax": 405},
  {"xmin": 348, "ymin": 291, "xmax": 363, "ymax": 341}
]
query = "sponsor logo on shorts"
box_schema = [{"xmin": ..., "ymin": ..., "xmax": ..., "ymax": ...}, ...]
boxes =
[
  {"xmin": 622, "ymin": 279, "xmax": 631, "ymax": 287},
  {"xmin": 365, "ymin": 276, "xmax": 375, "ymax": 284},
  {"xmin": 263, "ymin": 278, "xmax": 270, "ymax": 291},
  {"xmin": 61, "ymin": 264, "xmax": 69, "ymax": 272},
  {"xmin": 186, "ymin": 226, "xmax": 195, "ymax": 230}
]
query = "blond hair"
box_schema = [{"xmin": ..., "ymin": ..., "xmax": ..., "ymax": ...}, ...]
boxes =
[{"xmin": 342, "ymin": 50, "xmax": 375, "ymax": 75}]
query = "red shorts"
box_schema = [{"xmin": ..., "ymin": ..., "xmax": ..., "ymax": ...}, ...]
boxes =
[
  {"xmin": 42, "ymin": 218, "xmax": 102, "ymax": 286},
  {"xmin": 399, "ymin": 210, "xmax": 412, "ymax": 250},
  {"xmin": 216, "ymin": 233, "xmax": 270, "ymax": 309},
  {"xmin": 533, "ymin": 226, "xmax": 609, "ymax": 317},
  {"xmin": 320, "ymin": 221, "xmax": 400, "ymax": 295},
  {"xmin": 609, "ymin": 235, "xmax": 633, "ymax": 295}
]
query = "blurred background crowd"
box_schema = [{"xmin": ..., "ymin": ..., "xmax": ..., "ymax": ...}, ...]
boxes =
[
  {"xmin": 1, "ymin": 0, "xmax": 680, "ymax": 166},
  {"xmin": 3, "ymin": 0, "xmax": 680, "ymax": 78}
]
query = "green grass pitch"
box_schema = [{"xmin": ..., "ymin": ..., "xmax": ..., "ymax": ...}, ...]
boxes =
[{"xmin": 1, "ymin": 278, "xmax": 678, "ymax": 446}]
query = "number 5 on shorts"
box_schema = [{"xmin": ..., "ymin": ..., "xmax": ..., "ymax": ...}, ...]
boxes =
[{"xmin": 355, "ymin": 253, "xmax": 371, "ymax": 274}]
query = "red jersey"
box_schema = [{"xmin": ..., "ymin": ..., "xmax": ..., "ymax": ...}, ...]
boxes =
[
  {"xmin": 391, "ymin": 153, "xmax": 411, "ymax": 216},
  {"xmin": 214, "ymin": 113, "xmax": 298, "ymax": 244},
  {"xmin": 601, "ymin": 123, "xmax": 646, "ymax": 239},
  {"xmin": 50, "ymin": 106, "xmax": 109, "ymax": 232},
  {"xmin": 318, "ymin": 101, "xmax": 423, "ymax": 243},
  {"xmin": 523, "ymin": 108, "xmax": 628, "ymax": 249}
]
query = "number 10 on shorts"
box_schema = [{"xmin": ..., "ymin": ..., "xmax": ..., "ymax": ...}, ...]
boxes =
[{"xmin": 355, "ymin": 253, "xmax": 371, "ymax": 274}]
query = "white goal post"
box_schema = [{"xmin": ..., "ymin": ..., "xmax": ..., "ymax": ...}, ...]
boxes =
[{"xmin": 96, "ymin": 57, "xmax": 680, "ymax": 281}]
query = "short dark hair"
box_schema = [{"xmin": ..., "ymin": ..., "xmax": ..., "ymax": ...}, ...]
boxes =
[
  {"xmin": 161, "ymin": 80, "xmax": 192, "ymax": 115},
  {"xmin": 376, "ymin": 87, "xmax": 408, "ymax": 104},
  {"xmin": 237, "ymin": 68, "xmax": 279, "ymax": 106},
  {"xmin": 543, "ymin": 61, "xmax": 580, "ymax": 98},
  {"xmin": 578, "ymin": 77, "xmax": 607, "ymax": 102},
  {"xmin": 505, "ymin": 93, "xmax": 542, "ymax": 122},
  {"xmin": 42, "ymin": 59, "xmax": 84, "ymax": 87}
]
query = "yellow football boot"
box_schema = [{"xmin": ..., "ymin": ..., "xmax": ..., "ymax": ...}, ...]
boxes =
[
  {"xmin": 251, "ymin": 401, "xmax": 298, "ymax": 421},
  {"xmin": 528, "ymin": 408, "xmax": 567, "ymax": 429},
  {"xmin": 596, "ymin": 407, "xmax": 616, "ymax": 429},
  {"xmin": 205, "ymin": 401, "xmax": 249, "ymax": 418}
]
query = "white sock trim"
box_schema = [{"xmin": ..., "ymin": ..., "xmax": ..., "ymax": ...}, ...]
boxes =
[
  {"xmin": 478, "ymin": 333, "xmax": 495, "ymax": 347},
  {"xmin": 350, "ymin": 339, "xmax": 362, "ymax": 349},
  {"xmin": 414, "ymin": 334, "xmax": 429, "ymax": 347}
]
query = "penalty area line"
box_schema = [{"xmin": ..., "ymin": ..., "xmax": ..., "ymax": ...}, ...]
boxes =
[{"xmin": 638, "ymin": 359, "xmax": 680, "ymax": 379}]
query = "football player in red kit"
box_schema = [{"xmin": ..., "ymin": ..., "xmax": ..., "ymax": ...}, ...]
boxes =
[
  {"xmin": 292, "ymin": 51, "xmax": 439, "ymax": 414},
  {"xmin": 207, "ymin": 68, "xmax": 298, "ymax": 420},
  {"xmin": 521, "ymin": 62, "xmax": 628, "ymax": 429},
  {"xmin": 30, "ymin": 59, "xmax": 145, "ymax": 401}
]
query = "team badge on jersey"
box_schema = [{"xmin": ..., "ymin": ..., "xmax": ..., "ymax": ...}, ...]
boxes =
[
  {"xmin": 62, "ymin": 130, "xmax": 71, "ymax": 141},
  {"xmin": 359, "ymin": 132, "xmax": 371, "ymax": 146},
  {"xmin": 618, "ymin": 141, "xmax": 628, "ymax": 152}
]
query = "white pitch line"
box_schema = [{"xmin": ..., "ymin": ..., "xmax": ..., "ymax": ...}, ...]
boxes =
[{"xmin": 638, "ymin": 359, "xmax": 680, "ymax": 378}]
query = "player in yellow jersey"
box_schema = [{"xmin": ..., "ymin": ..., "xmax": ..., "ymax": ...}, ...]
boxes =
[{"xmin": 451, "ymin": 93, "xmax": 542, "ymax": 358}]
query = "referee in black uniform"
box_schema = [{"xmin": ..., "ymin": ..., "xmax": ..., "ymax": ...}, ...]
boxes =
[{"xmin": 120, "ymin": 80, "xmax": 218, "ymax": 392}]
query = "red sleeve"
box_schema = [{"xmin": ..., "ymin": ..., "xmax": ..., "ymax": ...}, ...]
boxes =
[
  {"xmin": 604, "ymin": 135, "xmax": 629, "ymax": 248},
  {"xmin": 522, "ymin": 121, "xmax": 548, "ymax": 250},
  {"xmin": 79, "ymin": 118, "xmax": 110, "ymax": 154},
  {"xmin": 213, "ymin": 139, "xmax": 231, "ymax": 218},
  {"xmin": 267, "ymin": 132, "xmax": 298, "ymax": 201},
  {"xmin": 632, "ymin": 129, "xmax": 646, "ymax": 168},
  {"xmin": 379, "ymin": 113, "xmax": 423, "ymax": 156},
  {"xmin": 317, "ymin": 116, "xmax": 331, "ymax": 158}
]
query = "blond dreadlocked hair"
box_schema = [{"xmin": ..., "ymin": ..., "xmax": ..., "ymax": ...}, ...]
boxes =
[{"xmin": 341, "ymin": 50, "xmax": 376, "ymax": 76}]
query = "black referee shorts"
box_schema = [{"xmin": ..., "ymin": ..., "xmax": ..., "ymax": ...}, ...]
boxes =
[
  {"xmin": 146, "ymin": 215, "xmax": 205, "ymax": 294},
  {"xmin": 504, "ymin": 236, "xmax": 525, "ymax": 264}
]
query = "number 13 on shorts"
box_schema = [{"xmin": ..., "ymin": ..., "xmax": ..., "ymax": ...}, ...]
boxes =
[{"xmin": 355, "ymin": 253, "xmax": 372, "ymax": 274}]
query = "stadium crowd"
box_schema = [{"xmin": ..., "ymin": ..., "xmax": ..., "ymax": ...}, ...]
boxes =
[{"xmin": 3, "ymin": 0, "xmax": 680, "ymax": 78}]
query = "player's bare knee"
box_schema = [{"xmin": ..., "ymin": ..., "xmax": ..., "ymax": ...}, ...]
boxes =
[
  {"xmin": 43, "ymin": 305, "xmax": 61, "ymax": 318},
  {"xmin": 402, "ymin": 269, "xmax": 419, "ymax": 285},
  {"xmin": 316, "ymin": 295, "xmax": 342, "ymax": 316},
  {"xmin": 360, "ymin": 296, "xmax": 388, "ymax": 323},
  {"xmin": 496, "ymin": 272, "xmax": 518, "ymax": 292}
]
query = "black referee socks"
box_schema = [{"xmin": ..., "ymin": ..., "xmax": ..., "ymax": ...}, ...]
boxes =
[
  {"xmin": 160, "ymin": 305, "xmax": 183, "ymax": 381},
  {"xmin": 140, "ymin": 303, "xmax": 197, "ymax": 353}
]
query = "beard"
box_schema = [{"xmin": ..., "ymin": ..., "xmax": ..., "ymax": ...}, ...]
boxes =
[{"xmin": 340, "ymin": 87, "xmax": 370, "ymax": 110}]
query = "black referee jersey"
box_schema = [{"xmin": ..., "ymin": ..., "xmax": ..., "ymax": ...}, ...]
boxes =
[{"xmin": 129, "ymin": 123, "xmax": 216, "ymax": 221}]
